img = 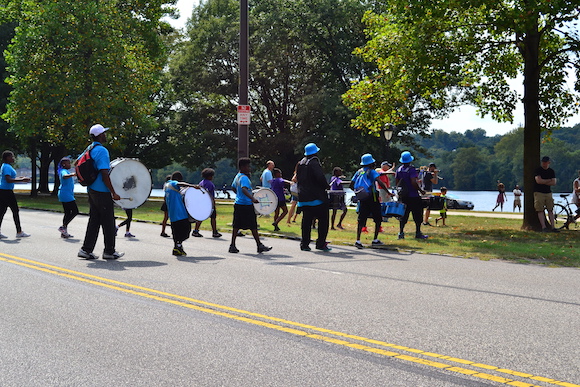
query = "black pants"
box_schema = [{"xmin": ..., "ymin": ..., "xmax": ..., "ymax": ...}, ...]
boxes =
[
  {"xmin": 399, "ymin": 196, "xmax": 423, "ymax": 234},
  {"xmin": 61, "ymin": 200, "xmax": 79, "ymax": 227},
  {"xmin": 82, "ymin": 190, "xmax": 116, "ymax": 254},
  {"xmin": 300, "ymin": 202, "xmax": 329, "ymax": 249},
  {"xmin": 118, "ymin": 209, "xmax": 133, "ymax": 228},
  {"xmin": 0, "ymin": 189, "xmax": 22, "ymax": 233}
]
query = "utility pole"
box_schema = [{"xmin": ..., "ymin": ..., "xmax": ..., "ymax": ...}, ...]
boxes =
[{"xmin": 237, "ymin": 0, "xmax": 249, "ymax": 159}]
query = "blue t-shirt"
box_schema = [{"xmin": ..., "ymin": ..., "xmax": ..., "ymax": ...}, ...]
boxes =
[
  {"xmin": 58, "ymin": 169, "xmax": 75, "ymax": 202},
  {"xmin": 270, "ymin": 177, "xmax": 286, "ymax": 203},
  {"xmin": 87, "ymin": 142, "xmax": 110, "ymax": 192},
  {"xmin": 0, "ymin": 163, "xmax": 16, "ymax": 190},
  {"xmin": 165, "ymin": 180, "xmax": 189, "ymax": 222},
  {"xmin": 260, "ymin": 169, "xmax": 273, "ymax": 188},
  {"xmin": 232, "ymin": 173, "xmax": 253, "ymax": 205}
]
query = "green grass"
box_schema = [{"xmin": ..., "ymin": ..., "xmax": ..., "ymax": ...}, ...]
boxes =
[{"xmin": 17, "ymin": 194, "xmax": 580, "ymax": 267}]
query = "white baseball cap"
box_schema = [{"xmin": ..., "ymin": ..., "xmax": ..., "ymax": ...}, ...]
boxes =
[{"xmin": 89, "ymin": 124, "xmax": 109, "ymax": 136}]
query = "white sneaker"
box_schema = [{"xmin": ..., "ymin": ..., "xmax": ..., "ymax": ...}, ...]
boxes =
[
  {"xmin": 0, "ymin": 232, "xmax": 7, "ymax": 239},
  {"xmin": 16, "ymin": 231, "xmax": 31, "ymax": 238}
]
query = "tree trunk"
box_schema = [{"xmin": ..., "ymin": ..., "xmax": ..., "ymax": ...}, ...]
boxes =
[
  {"xmin": 29, "ymin": 141, "xmax": 37, "ymax": 198},
  {"xmin": 38, "ymin": 142, "xmax": 51, "ymax": 194},
  {"xmin": 521, "ymin": 23, "xmax": 542, "ymax": 231}
]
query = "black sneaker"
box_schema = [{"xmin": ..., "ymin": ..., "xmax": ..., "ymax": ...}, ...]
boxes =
[
  {"xmin": 415, "ymin": 233, "xmax": 429, "ymax": 239},
  {"xmin": 300, "ymin": 245, "xmax": 311, "ymax": 251},
  {"xmin": 160, "ymin": 232, "xmax": 170, "ymax": 238},
  {"xmin": 354, "ymin": 241, "xmax": 364, "ymax": 249},
  {"xmin": 212, "ymin": 232, "xmax": 222, "ymax": 238},
  {"xmin": 103, "ymin": 251, "xmax": 124, "ymax": 260},
  {"xmin": 229, "ymin": 245, "xmax": 239, "ymax": 253},
  {"xmin": 316, "ymin": 243, "xmax": 332, "ymax": 252},
  {"xmin": 398, "ymin": 233, "xmax": 405, "ymax": 240},
  {"xmin": 371, "ymin": 240, "xmax": 384, "ymax": 246},
  {"xmin": 257, "ymin": 244, "xmax": 272, "ymax": 253},
  {"xmin": 192, "ymin": 230, "xmax": 203, "ymax": 237}
]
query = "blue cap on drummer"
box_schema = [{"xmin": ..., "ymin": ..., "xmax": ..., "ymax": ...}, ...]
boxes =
[{"xmin": 304, "ymin": 143, "xmax": 320, "ymax": 156}]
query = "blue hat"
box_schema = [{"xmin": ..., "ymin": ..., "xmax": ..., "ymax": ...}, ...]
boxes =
[
  {"xmin": 360, "ymin": 153, "xmax": 376, "ymax": 166},
  {"xmin": 304, "ymin": 143, "xmax": 320, "ymax": 156},
  {"xmin": 399, "ymin": 151, "xmax": 414, "ymax": 163}
]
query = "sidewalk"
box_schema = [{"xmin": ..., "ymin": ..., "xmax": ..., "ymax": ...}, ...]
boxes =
[{"xmin": 447, "ymin": 211, "xmax": 523, "ymax": 219}]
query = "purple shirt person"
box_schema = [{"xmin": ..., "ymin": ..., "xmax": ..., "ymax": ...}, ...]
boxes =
[
  {"xmin": 192, "ymin": 168, "xmax": 222, "ymax": 238},
  {"xmin": 270, "ymin": 177, "xmax": 286, "ymax": 203}
]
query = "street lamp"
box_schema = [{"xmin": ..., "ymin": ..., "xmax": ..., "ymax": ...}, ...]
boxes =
[{"xmin": 383, "ymin": 123, "xmax": 395, "ymax": 160}]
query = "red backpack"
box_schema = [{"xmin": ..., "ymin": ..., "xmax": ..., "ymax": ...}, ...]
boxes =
[{"xmin": 75, "ymin": 144, "xmax": 101, "ymax": 186}]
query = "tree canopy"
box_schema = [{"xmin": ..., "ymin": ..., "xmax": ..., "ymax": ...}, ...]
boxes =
[
  {"xmin": 343, "ymin": 0, "xmax": 580, "ymax": 229},
  {"xmin": 1, "ymin": 0, "xmax": 175, "ymax": 192}
]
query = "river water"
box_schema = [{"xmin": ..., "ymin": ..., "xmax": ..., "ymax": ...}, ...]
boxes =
[{"xmin": 17, "ymin": 183, "xmax": 573, "ymax": 213}]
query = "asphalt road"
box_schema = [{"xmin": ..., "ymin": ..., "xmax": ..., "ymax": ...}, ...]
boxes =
[{"xmin": 0, "ymin": 209, "xmax": 578, "ymax": 387}]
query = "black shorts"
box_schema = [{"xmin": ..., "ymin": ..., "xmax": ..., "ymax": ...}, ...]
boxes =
[
  {"xmin": 160, "ymin": 201, "xmax": 167, "ymax": 212},
  {"xmin": 232, "ymin": 204, "xmax": 258, "ymax": 230},
  {"xmin": 358, "ymin": 199, "xmax": 382, "ymax": 226},
  {"xmin": 170, "ymin": 218, "xmax": 191, "ymax": 243}
]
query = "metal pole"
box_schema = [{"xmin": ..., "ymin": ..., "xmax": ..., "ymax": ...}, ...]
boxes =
[{"xmin": 238, "ymin": 0, "xmax": 249, "ymax": 159}]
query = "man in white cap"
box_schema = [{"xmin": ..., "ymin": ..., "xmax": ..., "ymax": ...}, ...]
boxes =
[
  {"xmin": 77, "ymin": 124, "xmax": 124, "ymax": 260},
  {"xmin": 296, "ymin": 143, "xmax": 330, "ymax": 252}
]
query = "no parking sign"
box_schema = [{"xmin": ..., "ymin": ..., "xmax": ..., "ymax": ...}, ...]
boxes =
[{"xmin": 237, "ymin": 105, "xmax": 251, "ymax": 125}]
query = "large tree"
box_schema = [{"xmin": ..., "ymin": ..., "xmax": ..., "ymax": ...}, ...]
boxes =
[
  {"xmin": 1, "ymin": 0, "xmax": 175, "ymax": 193},
  {"xmin": 168, "ymin": 0, "xmax": 388, "ymax": 176},
  {"xmin": 343, "ymin": 0, "xmax": 580, "ymax": 230}
]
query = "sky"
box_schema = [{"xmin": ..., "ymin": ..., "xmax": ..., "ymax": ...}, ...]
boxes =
[{"xmin": 167, "ymin": 0, "xmax": 580, "ymax": 137}]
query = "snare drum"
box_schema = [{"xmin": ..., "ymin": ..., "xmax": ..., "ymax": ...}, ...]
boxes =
[
  {"xmin": 381, "ymin": 202, "xmax": 406, "ymax": 218},
  {"xmin": 109, "ymin": 158, "xmax": 152, "ymax": 209},
  {"xmin": 183, "ymin": 187, "xmax": 213, "ymax": 221},
  {"xmin": 328, "ymin": 190, "xmax": 346, "ymax": 210},
  {"xmin": 252, "ymin": 188, "xmax": 278, "ymax": 215}
]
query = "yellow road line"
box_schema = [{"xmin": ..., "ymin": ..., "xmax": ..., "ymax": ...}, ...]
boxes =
[{"xmin": 1, "ymin": 253, "xmax": 577, "ymax": 387}]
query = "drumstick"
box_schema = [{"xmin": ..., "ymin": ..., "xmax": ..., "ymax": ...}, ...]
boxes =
[{"xmin": 120, "ymin": 197, "xmax": 133, "ymax": 201}]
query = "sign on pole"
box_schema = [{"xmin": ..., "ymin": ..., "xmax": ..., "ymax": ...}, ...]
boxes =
[{"xmin": 237, "ymin": 105, "xmax": 251, "ymax": 125}]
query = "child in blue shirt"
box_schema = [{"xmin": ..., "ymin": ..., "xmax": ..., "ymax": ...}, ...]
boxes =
[
  {"xmin": 165, "ymin": 171, "xmax": 200, "ymax": 256},
  {"xmin": 229, "ymin": 158, "xmax": 272, "ymax": 254},
  {"xmin": 57, "ymin": 156, "xmax": 78, "ymax": 238}
]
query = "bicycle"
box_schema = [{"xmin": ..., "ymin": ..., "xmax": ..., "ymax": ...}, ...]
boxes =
[{"xmin": 549, "ymin": 194, "xmax": 579, "ymax": 230}]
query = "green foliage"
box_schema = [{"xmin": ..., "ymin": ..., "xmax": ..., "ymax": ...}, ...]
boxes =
[
  {"xmin": 2, "ymin": 0, "xmax": 173, "ymax": 157},
  {"xmin": 167, "ymin": 0, "xmax": 386, "ymax": 176},
  {"xmin": 411, "ymin": 125, "xmax": 580, "ymax": 192}
]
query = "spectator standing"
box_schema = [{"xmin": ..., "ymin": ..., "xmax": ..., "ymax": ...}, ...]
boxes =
[
  {"xmin": 513, "ymin": 184, "xmax": 522, "ymax": 212},
  {"xmin": 422, "ymin": 163, "xmax": 439, "ymax": 226},
  {"xmin": 570, "ymin": 170, "xmax": 580, "ymax": 221},
  {"xmin": 492, "ymin": 181, "xmax": 507, "ymax": 211},
  {"xmin": 533, "ymin": 156, "xmax": 558, "ymax": 232},
  {"xmin": 376, "ymin": 161, "xmax": 395, "ymax": 203},
  {"xmin": 260, "ymin": 160, "xmax": 275, "ymax": 189}
]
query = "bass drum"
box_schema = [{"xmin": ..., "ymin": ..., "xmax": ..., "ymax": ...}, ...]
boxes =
[
  {"xmin": 109, "ymin": 158, "xmax": 152, "ymax": 209},
  {"xmin": 252, "ymin": 188, "xmax": 278, "ymax": 215},
  {"xmin": 183, "ymin": 186, "xmax": 213, "ymax": 221}
]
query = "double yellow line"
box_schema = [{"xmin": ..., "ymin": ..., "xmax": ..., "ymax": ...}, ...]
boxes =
[{"xmin": 1, "ymin": 252, "xmax": 577, "ymax": 387}]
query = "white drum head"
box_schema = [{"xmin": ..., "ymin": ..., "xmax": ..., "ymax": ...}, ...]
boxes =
[
  {"xmin": 183, "ymin": 187, "xmax": 213, "ymax": 221},
  {"xmin": 252, "ymin": 188, "xmax": 278, "ymax": 215},
  {"xmin": 109, "ymin": 158, "xmax": 152, "ymax": 209}
]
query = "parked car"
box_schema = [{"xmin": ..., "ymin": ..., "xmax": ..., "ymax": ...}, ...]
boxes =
[{"xmin": 445, "ymin": 194, "xmax": 474, "ymax": 210}]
